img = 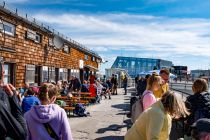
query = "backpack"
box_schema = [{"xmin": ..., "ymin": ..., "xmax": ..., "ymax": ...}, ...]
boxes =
[
  {"xmin": 74, "ymin": 103, "xmax": 89, "ymax": 117},
  {"xmin": 131, "ymin": 92, "xmax": 148, "ymax": 123}
]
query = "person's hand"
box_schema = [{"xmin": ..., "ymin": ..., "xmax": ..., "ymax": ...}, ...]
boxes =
[
  {"xmin": 3, "ymin": 84, "xmax": 13, "ymax": 96},
  {"xmin": 8, "ymin": 84, "xmax": 16, "ymax": 91}
]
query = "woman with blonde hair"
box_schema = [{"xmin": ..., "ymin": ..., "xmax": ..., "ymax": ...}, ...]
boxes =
[
  {"xmin": 24, "ymin": 83, "xmax": 73, "ymax": 140},
  {"xmin": 125, "ymin": 91, "xmax": 189, "ymax": 140},
  {"xmin": 185, "ymin": 78, "xmax": 210, "ymax": 136},
  {"xmin": 142, "ymin": 73, "xmax": 161, "ymax": 110}
]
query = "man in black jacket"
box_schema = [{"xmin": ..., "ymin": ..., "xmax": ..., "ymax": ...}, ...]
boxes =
[{"xmin": 0, "ymin": 61, "xmax": 27, "ymax": 139}]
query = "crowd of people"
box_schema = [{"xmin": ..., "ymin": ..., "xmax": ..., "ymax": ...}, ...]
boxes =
[
  {"xmin": 126, "ymin": 69, "xmax": 210, "ymax": 140},
  {"xmin": 1, "ymin": 56, "xmax": 210, "ymax": 140},
  {"xmin": 0, "ymin": 58, "xmax": 127, "ymax": 140}
]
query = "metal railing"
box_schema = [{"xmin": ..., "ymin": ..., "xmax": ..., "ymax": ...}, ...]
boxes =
[{"xmin": 0, "ymin": 1, "xmax": 100, "ymax": 58}]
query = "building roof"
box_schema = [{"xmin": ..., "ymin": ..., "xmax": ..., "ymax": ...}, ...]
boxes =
[
  {"xmin": 115, "ymin": 56, "xmax": 171, "ymax": 62},
  {"xmin": 0, "ymin": 2, "xmax": 101, "ymax": 59}
]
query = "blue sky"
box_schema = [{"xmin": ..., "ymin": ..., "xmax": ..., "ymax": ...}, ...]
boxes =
[{"xmin": 3, "ymin": 0, "xmax": 210, "ymax": 73}]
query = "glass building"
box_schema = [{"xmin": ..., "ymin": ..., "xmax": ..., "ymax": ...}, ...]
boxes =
[{"xmin": 111, "ymin": 56, "xmax": 173, "ymax": 77}]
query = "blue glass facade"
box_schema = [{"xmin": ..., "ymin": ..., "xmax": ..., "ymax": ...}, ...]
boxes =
[{"xmin": 111, "ymin": 57, "xmax": 173, "ymax": 77}]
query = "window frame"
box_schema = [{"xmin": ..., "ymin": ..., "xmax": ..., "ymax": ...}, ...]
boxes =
[
  {"xmin": 35, "ymin": 33, "xmax": 42, "ymax": 43},
  {"xmin": 25, "ymin": 64, "xmax": 36, "ymax": 84},
  {"xmin": 84, "ymin": 54, "xmax": 89, "ymax": 60},
  {"xmin": 2, "ymin": 21, "xmax": 15, "ymax": 36},
  {"xmin": 92, "ymin": 56, "xmax": 95, "ymax": 62},
  {"xmin": 63, "ymin": 45, "xmax": 70, "ymax": 53}
]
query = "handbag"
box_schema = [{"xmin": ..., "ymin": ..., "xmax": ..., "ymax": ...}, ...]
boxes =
[{"xmin": 43, "ymin": 123, "xmax": 60, "ymax": 140}]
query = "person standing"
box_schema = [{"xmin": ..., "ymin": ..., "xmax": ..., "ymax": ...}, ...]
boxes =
[
  {"xmin": 185, "ymin": 78, "xmax": 210, "ymax": 137},
  {"xmin": 0, "ymin": 62, "xmax": 27, "ymax": 140},
  {"xmin": 123, "ymin": 75, "xmax": 128, "ymax": 95},
  {"xmin": 142, "ymin": 73, "xmax": 161, "ymax": 110},
  {"xmin": 154, "ymin": 69, "xmax": 170, "ymax": 99},
  {"xmin": 111, "ymin": 74, "xmax": 118, "ymax": 95},
  {"xmin": 24, "ymin": 83, "xmax": 73, "ymax": 140},
  {"xmin": 125, "ymin": 91, "xmax": 189, "ymax": 140},
  {"xmin": 22, "ymin": 87, "xmax": 40, "ymax": 113}
]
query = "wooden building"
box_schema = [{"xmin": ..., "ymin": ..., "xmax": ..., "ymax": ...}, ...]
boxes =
[{"xmin": 0, "ymin": 5, "xmax": 102, "ymax": 87}]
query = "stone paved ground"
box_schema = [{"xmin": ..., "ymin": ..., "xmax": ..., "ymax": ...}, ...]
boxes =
[{"xmin": 69, "ymin": 88, "xmax": 132, "ymax": 140}]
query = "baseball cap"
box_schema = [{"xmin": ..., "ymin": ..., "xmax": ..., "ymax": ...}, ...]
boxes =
[{"xmin": 191, "ymin": 118, "xmax": 210, "ymax": 133}]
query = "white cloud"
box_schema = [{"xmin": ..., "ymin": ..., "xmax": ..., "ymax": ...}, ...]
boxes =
[{"xmin": 33, "ymin": 13, "xmax": 210, "ymax": 70}]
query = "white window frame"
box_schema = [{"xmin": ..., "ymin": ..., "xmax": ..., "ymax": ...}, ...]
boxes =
[
  {"xmin": 25, "ymin": 65, "xmax": 36, "ymax": 84},
  {"xmin": 49, "ymin": 38, "xmax": 54, "ymax": 46},
  {"xmin": 26, "ymin": 29, "xmax": 36, "ymax": 40},
  {"xmin": 35, "ymin": 33, "xmax": 41, "ymax": 43},
  {"xmin": 92, "ymin": 56, "xmax": 95, "ymax": 62},
  {"xmin": 63, "ymin": 45, "xmax": 70, "ymax": 53},
  {"xmin": 84, "ymin": 54, "xmax": 88, "ymax": 60},
  {"xmin": 42, "ymin": 66, "xmax": 49, "ymax": 82},
  {"xmin": 1, "ymin": 21, "xmax": 15, "ymax": 36},
  {"xmin": 3, "ymin": 64, "xmax": 10, "ymax": 84}
]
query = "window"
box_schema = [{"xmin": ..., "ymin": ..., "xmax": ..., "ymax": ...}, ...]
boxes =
[
  {"xmin": 26, "ymin": 29, "xmax": 36, "ymax": 40},
  {"xmin": 26, "ymin": 29, "xmax": 42, "ymax": 43},
  {"xmin": 71, "ymin": 69, "xmax": 79, "ymax": 78},
  {"xmin": 49, "ymin": 38, "xmax": 54, "ymax": 46},
  {"xmin": 49, "ymin": 67, "xmax": 56, "ymax": 82},
  {"xmin": 59, "ymin": 68, "xmax": 68, "ymax": 81},
  {"xmin": 35, "ymin": 33, "xmax": 42, "ymax": 43},
  {"xmin": 1, "ymin": 21, "xmax": 15, "ymax": 36},
  {"xmin": 3, "ymin": 64, "xmax": 10, "ymax": 84},
  {"xmin": 42, "ymin": 66, "xmax": 49, "ymax": 82},
  {"xmin": 59, "ymin": 68, "xmax": 63, "ymax": 80},
  {"xmin": 92, "ymin": 56, "xmax": 95, "ymax": 61},
  {"xmin": 131, "ymin": 61, "xmax": 135, "ymax": 68},
  {"xmin": 85, "ymin": 54, "xmax": 88, "ymax": 60},
  {"xmin": 63, "ymin": 45, "xmax": 70, "ymax": 53},
  {"xmin": 25, "ymin": 65, "xmax": 35, "ymax": 84},
  {"xmin": 3, "ymin": 63, "xmax": 15, "ymax": 85}
]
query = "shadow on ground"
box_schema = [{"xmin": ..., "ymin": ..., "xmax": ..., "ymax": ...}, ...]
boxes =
[
  {"xmin": 116, "ymin": 112, "xmax": 126, "ymax": 115},
  {"xmin": 96, "ymin": 119, "xmax": 132, "ymax": 134},
  {"xmin": 111, "ymin": 104, "xmax": 129, "ymax": 111},
  {"xmin": 96, "ymin": 124, "xmax": 127, "ymax": 133},
  {"xmin": 95, "ymin": 136, "xmax": 124, "ymax": 140}
]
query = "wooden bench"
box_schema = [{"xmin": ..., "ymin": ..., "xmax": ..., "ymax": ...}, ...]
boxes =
[{"xmin": 63, "ymin": 106, "xmax": 75, "ymax": 117}]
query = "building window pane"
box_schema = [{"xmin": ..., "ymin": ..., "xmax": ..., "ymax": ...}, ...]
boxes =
[
  {"xmin": 49, "ymin": 67, "xmax": 56, "ymax": 82},
  {"xmin": 42, "ymin": 66, "xmax": 49, "ymax": 82},
  {"xmin": 3, "ymin": 64, "xmax": 10, "ymax": 84},
  {"xmin": 35, "ymin": 33, "xmax": 42, "ymax": 43},
  {"xmin": 2, "ymin": 21, "xmax": 15, "ymax": 36},
  {"xmin": 25, "ymin": 65, "xmax": 35, "ymax": 84},
  {"xmin": 85, "ymin": 54, "xmax": 88, "ymax": 60},
  {"xmin": 92, "ymin": 57, "xmax": 95, "ymax": 61}
]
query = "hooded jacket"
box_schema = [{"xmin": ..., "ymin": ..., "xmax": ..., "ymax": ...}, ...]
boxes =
[{"xmin": 24, "ymin": 104, "xmax": 73, "ymax": 140}]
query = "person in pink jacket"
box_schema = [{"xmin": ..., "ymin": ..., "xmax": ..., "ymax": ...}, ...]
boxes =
[
  {"xmin": 24, "ymin": 83, "xmax": 73, "ymax": 140},
  {"xmin": 142, "ymin": 73, "xmax": 161, "ymax": 110}
]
